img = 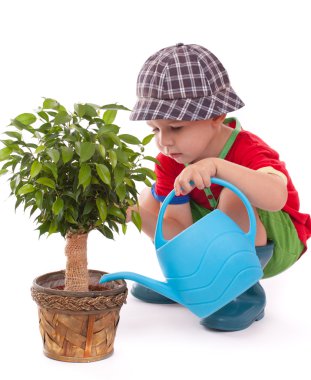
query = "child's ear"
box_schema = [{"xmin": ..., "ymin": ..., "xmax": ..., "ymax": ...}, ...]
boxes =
[{"xmin": 212, "ymin": 114, "xmax": 226, "ymax": 124}]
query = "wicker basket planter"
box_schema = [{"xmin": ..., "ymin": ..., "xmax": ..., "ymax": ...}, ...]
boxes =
[{"xmin": 31, "ymin": 270, "xmax": 127, "ymax": 363}]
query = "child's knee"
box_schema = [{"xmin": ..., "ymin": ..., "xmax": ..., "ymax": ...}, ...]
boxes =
[
  {"xmin": 218, "ymin": 188, "xmax": 267, "ymax": 246},
  {"xmin": 218, "ymin": 188, "xmax": 245, "ymax": 218}
]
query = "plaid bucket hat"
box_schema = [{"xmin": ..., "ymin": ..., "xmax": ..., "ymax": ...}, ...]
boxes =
[{"xmin": 130, "ymin": 43, "xmax": 244, "ymax": 121}]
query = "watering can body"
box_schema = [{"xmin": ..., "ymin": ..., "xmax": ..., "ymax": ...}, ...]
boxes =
[{"xmin": 99, "ymin": 178, "xmax": 263, "ymax": 318}]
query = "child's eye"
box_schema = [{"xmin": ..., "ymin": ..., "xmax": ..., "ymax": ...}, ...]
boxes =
[
  {"xmin": 152, "ymin": 128, "xmax": 159, "ymax": 133},
  {"xmin": 171, "ymin": 126, "xmax": 183, "ymax": 131}
]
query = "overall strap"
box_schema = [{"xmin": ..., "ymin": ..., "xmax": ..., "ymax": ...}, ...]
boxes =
[
  {"xmin": 203, "ymin": 118, "xmax": 242, "ymax": 208},
  {"xmin": 218, "ymin": 118, "xmax": 241, "ymax": 159}
]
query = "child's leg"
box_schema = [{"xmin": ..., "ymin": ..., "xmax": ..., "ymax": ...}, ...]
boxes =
[{"xmin": 217, "ymin": 188, "xmax": 267, "ymax": 246}]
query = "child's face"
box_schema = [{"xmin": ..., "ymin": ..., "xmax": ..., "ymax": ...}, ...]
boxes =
[{"xmin": 147, "ymin": 118, "xmax": 223, "ymax": 164}]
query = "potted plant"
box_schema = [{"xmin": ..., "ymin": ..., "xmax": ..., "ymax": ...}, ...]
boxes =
[{"xmin": 0, "ymin": 98, "xmax": 155, "ymax": 362}]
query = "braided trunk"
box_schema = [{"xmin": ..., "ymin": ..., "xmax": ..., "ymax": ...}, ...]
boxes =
[{"xmin": 65, "ymin": 232, "xmax": 89, "ymax": 292}]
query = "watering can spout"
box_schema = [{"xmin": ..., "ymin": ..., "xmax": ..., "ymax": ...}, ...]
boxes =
[{"xmin": 99, "ymin": 272, "xmax": 180, "ymax": 304}]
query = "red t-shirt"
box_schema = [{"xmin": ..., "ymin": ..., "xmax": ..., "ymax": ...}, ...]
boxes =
[{"xmin": 153, "ymin": 120, "xmax": 311, "ymax": 252}]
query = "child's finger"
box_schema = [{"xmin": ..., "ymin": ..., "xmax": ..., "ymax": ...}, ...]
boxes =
[
  {"xmin": 202, "ymin": 176, "xmax": 212, "ymax": 188},
  {"xmin": 190, "ymin": 174, "xmax": 205, "ymax": 190},
  {"xmin": 174, "ymin": 176, "xmax": 194, "ymax": 195},
  {"xmin": 174, "ymin": 178, "xmax": 184, "ymax": 196}
]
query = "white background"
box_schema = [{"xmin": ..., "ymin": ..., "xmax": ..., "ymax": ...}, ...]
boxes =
[{"xmin": 0, "ymin": 0, "xmax": 311, "ymax": 379}]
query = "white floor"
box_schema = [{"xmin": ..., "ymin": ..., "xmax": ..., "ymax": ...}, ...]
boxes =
[{"xmin": 1, "ymin": 196, "xmax": 310, "ymax": 380}]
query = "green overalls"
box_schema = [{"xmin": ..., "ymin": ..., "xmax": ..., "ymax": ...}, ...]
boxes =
[{"xmin": 188, "ymin": 118, "xmax": 303, "ymax": 278}]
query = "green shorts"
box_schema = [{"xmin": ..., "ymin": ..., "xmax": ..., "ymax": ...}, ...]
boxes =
[
  {"xmin": 190, "ymin": 200, "xmax": 304, "ymax": 279},
  {"xmin": 257, "ymin": 209, "xmax": 304, "ymax": 278}
]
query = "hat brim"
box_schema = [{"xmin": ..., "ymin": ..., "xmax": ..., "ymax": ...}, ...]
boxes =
[{"xmin": 130, "ymin": 86, "xmax": 244, "ymax": 121}]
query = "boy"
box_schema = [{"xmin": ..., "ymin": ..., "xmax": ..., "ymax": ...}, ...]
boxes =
[{"xmin": 127, "ymin": 43, "xmax": 311, "ymax": 331}]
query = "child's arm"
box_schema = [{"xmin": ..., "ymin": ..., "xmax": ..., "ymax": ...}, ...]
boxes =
[
  {"xmin": 127, "ymin": 187, "xmax": 193, "ymax": 240},
  {"xmin": 174, "ymin": 157, "xmax": 288, "ymax": 211}
]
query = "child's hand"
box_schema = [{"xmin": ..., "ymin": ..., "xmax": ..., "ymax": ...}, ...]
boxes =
[{"xmin": 174, "ymin": 158, "xmax": 217, "ymax": 196}]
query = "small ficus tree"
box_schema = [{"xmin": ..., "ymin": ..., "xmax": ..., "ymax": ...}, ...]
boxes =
[{"xmin": 0, "ymin": 98, "xmax": 156, "ymax": 292}]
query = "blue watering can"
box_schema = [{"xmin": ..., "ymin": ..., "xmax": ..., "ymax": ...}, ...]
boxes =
[{"xmin": 99, "ymin": 178, "xmax": 263, "ymax": 318}]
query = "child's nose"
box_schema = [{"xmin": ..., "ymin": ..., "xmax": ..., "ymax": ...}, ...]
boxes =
[{"xmin": 159, "ymin": 131, "xmax": 173, "ymax": 147}]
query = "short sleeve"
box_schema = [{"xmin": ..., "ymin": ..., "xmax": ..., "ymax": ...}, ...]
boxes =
[
  {"xmin": 229, "ymin": 132, "xmax": 290, "ymax": 183},
  {"xmin": 152, "ymin": 153, "xmax": 190, "ymax": 204}
]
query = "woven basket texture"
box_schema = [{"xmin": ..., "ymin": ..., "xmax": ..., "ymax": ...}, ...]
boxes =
[{"xmin": 31, "ymin": 270, "xmax": 127, "ymax": 362}]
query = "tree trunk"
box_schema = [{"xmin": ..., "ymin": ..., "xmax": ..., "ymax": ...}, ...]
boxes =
[{"xmin": 65, "ymin": 232, "xmax": 89, "ymax": 292}]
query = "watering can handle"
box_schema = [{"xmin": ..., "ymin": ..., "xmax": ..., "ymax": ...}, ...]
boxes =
[{"xmin": 154, "ymin": 177, "xmax": 256, "ymax": 249}]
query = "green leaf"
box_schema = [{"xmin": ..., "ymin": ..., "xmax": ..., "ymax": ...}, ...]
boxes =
[
  {"xmin": 34, "ymin": 131, "xmax": 42, "ymax": 140},
  {"xmin": 37, "ymin": 111, "xmax": 49, "ymax": 122},
  {"xmin": 71, "ymin": 124, "xmax": 91, "ymax": 140},
  {"xmin": 4, "ymin": 131, "xmax": 22, "ymax": 140},
  {"xmin": 65, "ymin": 212, "xmax": 78, "ymax": 224},
  {"xmin": 78, "ymin": 164, "xmax": 92, "ymax": 189},
  {"xmin": 26, "ymin": 143, "xmax": 38, "ymax": 149},
  {"xmin": 48, "ymin": 219, "xmax": 58, "ymax": 235},
  {"xmin": 119, "ymin": 134, "xmax": 141, "ymax": 145},
  {"xmin": 79, "ymin": 142, "xmax": 95, "ymax": 162},
  {"xmin": 35, "ymin": 145, "xmax": 45, "ymax": 154},
  {"xmin": 74, "ymin": 103, "xmax": 86, "ymax": 117},
  {"xmin": 122, "ymin": 223, "xmax": 127, "ymax": 234},
  {"xmin": 97, "ymin": 225, "xmax": 114, "ymax": 239},
  {"xmin": 143, "ymin": 155, "xmax": 160, "ymax": 165},
  {"xmin": 47, "ymin": 148, "xmax": 60, "ymax": 163},
  {"xmin": 35, "ymin": 191, "xmax": 43, "ymax": 209},
  {"xmin": 103, "ymin": 110, "xmax": 117, "ymax": 124},
  {"xmin": 131, "ymin": 174, "xmax": 146, "ymax": 181},
  {"xmin": 142, "ymin": 134, "xmax": 155, "ymax": 145},
  {"xmin": 96, "ymin": 197, "xmax": 107, "ymax": 221},
  {"xmin": 30, "ymin": 160, "xmax": 42, "ymax": 178},
  {"xmin": 91, "ymin": 176, "xmax": 100, "ymax": 185},
  {"xmin": 116, "ymin": 183, "xmax": 126, "ymax": 201},
  {"xmin": 15, "ymin": 113, "xmax": 37, "ymax": 126},
  {"xmin": 74, "ymin": 142, "xmax": 81, "ymax": 156},
  {"xmin": 20, "ymin": 153, "xmax": 32, "ymax": 169},
  {"xmin": 108, "ymin": 150, "xmax": 117, "ymax": 169},
  {"xmin": 61, "ymin": 146, "xmax": 74, "ymax": 164},
  {"xmin": 1, "ymin": 139, "xmax": 15, "ymax": 146},
  {"xmin": 82, "ymin": 200, "xmax": 94, "ymax": 215},
  {"xmin": 0, "ymin": 147, "xmax": 12, "ymax": 161},
  {"xmin": 37, "ymin": 221, "xmax": 50, "ymax": 237},
  {"xmin": 43, "ymin": 98, "xmax": 60, "ymax": 110},
  {"xmin": 144, "ymin": 178, "xmax": 153, "ymax": 187},
  {"xmin": 114, "ymin": 165, "xmax": 125, "ymax": 186},
  {"xmin": 36, "ymin": 177, "xmax": 56, "ymax": 189},
  {"xmin": 135, "ymin": 167, "xmax": 156, "ymax": 180},
  {"xmin": 97, "ymin": 144, "xmax": 106, "ymax": 159},
  {"xmin": 96, "ymin": 164, "xmax": 111, "ymax": 186},
  {"xmin": 124, "ymin": 177, "xmax": 134, "ymax": 187},
  {"xmin": 115, "ymin": 149, "xmax": 128, "ymax": 163},
  {"xmin": 54, "ymin": 111, "xmax": 71, "ymax": 125},
  {"xmin": 52, "ymin": 197, "xmax": 64, "ymax": 216},
  {"xmin": 108, "ymin": 206, "xmax": 125, "ymax": 220},
  {"xmin": 37, "ymin": 122, "xmax": 52, "ymax": 133},
  {"xmin": 84, "ymin": 104, "xmax": 98, "ymax": 117},
  {"xmin": 43, "ymin": 162, "xmax": 58, "ymax": 180},
  {"xmin": 17, "ymin": 184, "xmax": 36, "ymax": 195},
  {"xmin": 0, "ymin": 169, "xmax": 8, "ymax": 177},
  {"xmin": 7, "ymin": 145, "xmax": 23, "ymax": 155},
  {"xmin": 58, "ymin": 105, "xmax": 68, "ymax": 113},
  {"xmin": 107, "ymin": 132, "xmax": 121, "ymax": 147},
  {"xmin": 10, "ymin": 118, "xmax": 35, "ymax": 133},
  {"xmin": 15, "ymin": 197, "xmax": 23, "ymax": 210},
  {"xmin": 131, "ymin": 210, "xmax": 142, "ymax": 232},
  {"xmin": 98, "ymin": 124, "xmax": 120, "ymax": 135},
  {"xmin": 101, "ymin": 104, "xmax": 131, "ymax": 111}
]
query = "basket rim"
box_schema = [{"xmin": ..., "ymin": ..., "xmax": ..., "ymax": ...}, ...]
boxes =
[{"xmin": 32, "ymin": 269, "xmax": 127, "ymax": 298}]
